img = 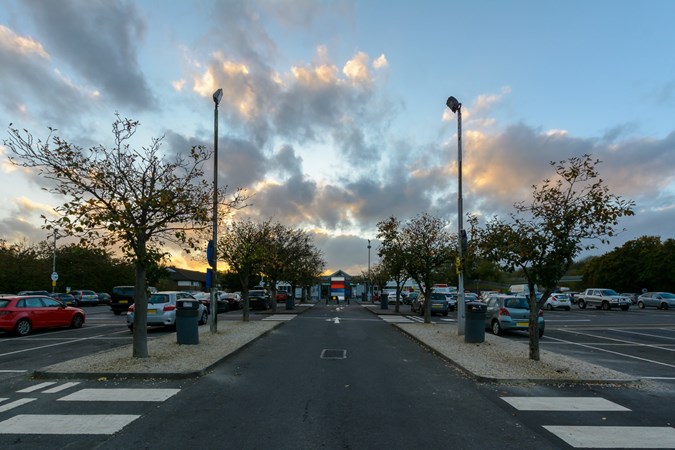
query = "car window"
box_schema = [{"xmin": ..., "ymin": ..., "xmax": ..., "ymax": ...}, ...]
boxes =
[
  {"xmin": 149, "ymin": 294, "xmax": 170, "ymax": 304},
  {"xmin": 0, "ymin": 300, "xmax": 9, "ymax": 307},
  {"xmin": 505, "ymin": 298, "xmax": 529, "ymax": 309},
  {"xmin": 42, "ymin": 297, "xmax": 63, "ymax": 307},
  {"xmin": 660, "ymin": 293, "xmax": 675, "ymax": 299},
  {"xmin": 25, "ymin": 297, "xmax": 44, "ymax": 308}
]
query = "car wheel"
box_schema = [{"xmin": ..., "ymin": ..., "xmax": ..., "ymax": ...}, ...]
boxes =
[
  {"xmin": 620, "ymin": 305, "xmax": 630, "ymax": 311},
  {"xmin": 491, "ymin": 320, "xmax": 503, "ymax": 336},
  {"xmin": 199, "ymin": 310, "xmax": 208, "ymax": 325},
  {"xmin": 443, "ymin": 311, "xmax": 448, "ymax": 316},
  {"xmin": 637, "ymin": 301, "xmax": 645, "ymax": 309},
  {"xmin": 601, "ymin": 301, "xmax": 610, "ymax": 311},
  {"xmin": 15, "ymin": 318, "xmax": 32, "ymax": 336},
  {"xmin": 578, "ymin": 300, "xmax": 586, "ymax": 309},
  {"xmin": 128, "ymin": 325, "xmax": 133, "ymax": 333},
  {"xmin": 565, "ymin": 307, "xmax": 571, "ymax": 311},
  {"xmin": 538, "ymin": 328, "xmax": 544, "ymax": 338},
  {"xmin": 546, "ymin": 304, "xmax": 553, "ymax": 311},
  {"xmin": 661, "ymin": 303, "xmax": 668, "ymax": 310},
  {"xmin": 70, "ymin": 314, "xmax": 84, "ymax": 329}
]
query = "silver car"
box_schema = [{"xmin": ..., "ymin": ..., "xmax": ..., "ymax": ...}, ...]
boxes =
[
  {"xmin": 126, "ymin": 291, "xmax": 208, "ymax": 331},
  {"xmin": 484, "ymin": 294, "xmax": 545, "ymax": 337},
  {"xmin": 637, "ymin": 292, "xmax": 675, "ymax": 310}
]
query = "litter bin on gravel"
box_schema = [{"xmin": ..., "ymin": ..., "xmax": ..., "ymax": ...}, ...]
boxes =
[
  {"xmin": 380, "ymin": 293, "xmax": 389, "ymax": 310},
  {"xmin": 176, "ymin": 299, "xmax": 199, "ymax": 345},
  {"xmin": 285, "ymin": 296, "xmax": 295, "ymax": 310},
  {"xmin": 465, "ymin": 301, "xmax": 486, "ymax": 343}
]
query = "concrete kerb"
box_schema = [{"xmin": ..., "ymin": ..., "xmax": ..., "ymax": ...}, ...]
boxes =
[
  {"xmin": 362, "ymin": 302, "xmax": 640, "ymax": 386},
  {"xmin": 31, "ymin": 306, "xmax": 321, "ymax": 381}
]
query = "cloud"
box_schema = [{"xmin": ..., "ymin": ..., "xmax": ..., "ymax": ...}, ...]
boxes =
[{"xmin": 22, "ymin": 0, "xmax": 156, "ymax": 111}]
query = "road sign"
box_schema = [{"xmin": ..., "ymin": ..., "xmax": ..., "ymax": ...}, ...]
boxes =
[{"xmin": 51, "ymin": 272, "xmax": 59, "ymax": 281}]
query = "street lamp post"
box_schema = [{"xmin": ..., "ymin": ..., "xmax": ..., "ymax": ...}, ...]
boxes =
[
  {"xmin": 210, "ymin": 88, "xmax": 223, "ymax": 333},
  {"xmin": 50, "ymin": 230, "xmax": 61, "ymax": 293},
  {"xmin": 446, "ymin": 96, "xmax": 465, "ymax": 335},
  {"xmin": 367, "ymin": 239, "xmax": 372, "ymax": 303}
]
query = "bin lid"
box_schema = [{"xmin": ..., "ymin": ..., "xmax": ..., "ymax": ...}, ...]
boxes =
[
  {"xmin": 177, "ymin": 299, "xmax": 199, "ymax": 309},
  {"xmin": 466, "ymin": 301, "xmax": 487, "ymax": 312}
]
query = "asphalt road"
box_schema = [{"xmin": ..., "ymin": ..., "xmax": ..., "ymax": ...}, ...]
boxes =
[{"xmin": 1, "ymin": 302, "xmax": 675, "ymax": 448}]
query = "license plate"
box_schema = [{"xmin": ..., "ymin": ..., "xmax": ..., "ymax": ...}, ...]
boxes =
[
  {"xmin": 432, "ymin": 304, "xmax": 442, "ymax": 309},
  {"xmin": 516, "ymin": 321, "xmax": 528, "ymax": 327},
  {"xmin": 148, "ymin": 309, "xmax": 157, "ymax": 314},
  {"xmin": 120, "ymin": 300, "xmax": 128, "ymax": 304}
]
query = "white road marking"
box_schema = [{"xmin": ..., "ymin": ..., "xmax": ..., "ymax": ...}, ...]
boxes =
[
  {"xmin": 612, "ymin": 328, "xmax": 675, "ymax": 341},
  {"xmin": 17, "ymin": 382, "xmax": 57, "ymax": 393},
  {"xmin": 0, "ymin": 414, "xmax": 140, "ymax": 435},
  {"xmin": 502, "ymin": 397, "xmax": 630, "ymax": 411},
  {"xmin": 43, "ymin": 382, "xmax": 81, "ymax": 394},
  {"xmin": 380, "ymin": 316, "xmax": 415, "ymax": 323},
  {"xmin": 544, "ymin": 426, "xmax": 675, "ymax": 448},
  {"xmin": 0, "ymin": 398, "xmax": 36, "ymax": 413},
  {"xmin": 0, "ymin": 335, "xmax": 104, "ymax": 357},
  {"xmin": 546, "ymin": 334, "xmax": 675, "ymax": 369},
  {"xmin": 58, "ymin": 388, "xmax": 180, "ymax": 402},
  {"xmin": 262, "ymin": 314, "xmax": 296, "ymax": 321},
  {"xmin": 0, "ymin": 370, "xmax": 27, "ymax": 373}
]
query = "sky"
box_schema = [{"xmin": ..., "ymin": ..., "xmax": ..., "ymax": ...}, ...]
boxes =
[{"xmin": 1, "ymin": 0, "xmax": 675, "ymax": 277}]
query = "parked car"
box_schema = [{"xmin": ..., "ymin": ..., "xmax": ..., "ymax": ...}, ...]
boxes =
[
  {"xmin": 97, "ymin": 292, "xmax": 111, "ymax": 305},
  {"xmin": 110, "ymin": 285, "xmax": 157, "ymax": 315},
  {"xmin": 247, "ymin": 290, "xmax": 271, "ymax": 310},
  {"xmin": 637, "ymin": 292, "xmax": 675, "ymax": 310},
  {"xmin": 484, "ymin": 294, "xmax": 545, "ymax": 337},
  {"xmin": 17, "ymin": 290, "xmax": 51, "ymax": 296},
  {"xmin": 50, "ymin": 292, "xmax": 77, "ymax": 306},
  {"xmin": 126, "ymin": 291, "xmax": 208, "ymax": 331},
  {"xmin": 70, "ymin": 290, "xmax": 99, "ymax": 306},
  {"xmin": 620, "ymin": 293, "xmax": 638, "ymax": 305},
  {"xmin": 444, "ymin": 293, "xmax": 458, "ymax": 311},
  {"xmin": 0, "ymin": 295, "xmax": 85, "ymax": 336},
  {"xmin": 412, "ymin": 292, "xmax": 449, "ymax": 316},
  {"xmin": 219, "ymin": 292, "xmax": 242, "ymax": 311},
  {"xmin": 542, "ymin": 293, "xmax": 571, "ymax": 311},
  {"xmin": 577, "ymin": 288, "xmax": 631, "ymax": 311}
]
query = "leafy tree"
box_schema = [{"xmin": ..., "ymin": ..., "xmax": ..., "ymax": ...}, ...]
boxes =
[
  {"xmin": 5, "ymin": 115, "xmax": 246, "ymax": 357},
  {"xmin": 219, "ymin": 219, "xmax": 271, "ymax": 321},
  {"xmin": 399, "ymin": 213, "xmax": 455, "ymax": 323},
  {"xmin": 376, "ymin": 216, "xmax": 409, "ymax": 312},
  {"xmin": 286, "ymin": 246, "xmax": 325, "ymax": 303},
  {"xmin": 472, "ymin": 155, "xmax": 634, "ymax": 360}
]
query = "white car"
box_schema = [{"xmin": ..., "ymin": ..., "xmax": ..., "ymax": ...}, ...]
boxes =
[
  {"xmin": 543, "ymin": 293, "xmax": 571, "ymax": 311},
  {"xmin": 126, "ymin": 291, "xmax": 208, "ymax": 331},
  {"xmin": 637, "ymin": 292, "xmax": 675, "ymax": 310}
]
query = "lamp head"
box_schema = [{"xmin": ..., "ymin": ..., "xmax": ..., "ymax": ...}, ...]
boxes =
[
  {"xmin": 213, "ymin": 88, "xmax": 223, "ymax": 106},
  {"xmin": 446, "ymin": 96, "xmax": 461, "ymax": 113}
]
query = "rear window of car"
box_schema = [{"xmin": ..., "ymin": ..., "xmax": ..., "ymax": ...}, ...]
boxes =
[
  {"xmin": 505, "ymin": 298, "xmax": 529, "ymax": 309},
  {"xmin": 113, "ymin": 287, "xmax": 135, "ymax": 296},
  {"xmin": 249, "ymin": 290, "xmax": 266, "ymax": 296},
  {"xmin": 149, "ymin": 294, "xmax": 170, "ymax": 304}
]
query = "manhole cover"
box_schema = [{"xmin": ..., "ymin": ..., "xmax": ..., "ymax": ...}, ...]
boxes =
[{"xmin": 320, "ymin": 349, "xmax": 347, "ymax": 359}]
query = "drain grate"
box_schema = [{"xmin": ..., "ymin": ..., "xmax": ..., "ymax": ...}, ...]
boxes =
[{"xmin": 320, "ymin": 349, "xmax": 347, "ymax": 359}]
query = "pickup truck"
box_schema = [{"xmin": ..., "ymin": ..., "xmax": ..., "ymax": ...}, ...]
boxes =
[{"xmin": 577, "ymin": 288, "xmax": 631, "ymax": 311}]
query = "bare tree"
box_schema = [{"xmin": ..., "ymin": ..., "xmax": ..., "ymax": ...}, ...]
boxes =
[
  {"xmin": 472, "ymin": 155, "xmax": 634, "ymax": 360},
  {"xmin": 5, "ymin": 115, "xmax": 246, "ymax": 357}
]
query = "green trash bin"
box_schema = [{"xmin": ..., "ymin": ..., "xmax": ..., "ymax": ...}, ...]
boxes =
[
  {"xmin": 465, "ymin": 301, "xmax": 486, "ymax": 343},
  {"xmin": 176, "ymin": 299, "xmax": 199, "ymax": 345}
]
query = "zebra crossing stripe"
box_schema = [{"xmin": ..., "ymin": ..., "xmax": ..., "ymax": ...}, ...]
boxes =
[
  {"xmin": 544, "ymin": 425, "xmax": 675, "ymax": 448},
  {"xmin": 0, "ymin": 414, "xmax": 140, "ymax": 435},
  {"xmin": 0, "ymin": 398, "xmax": 36, "ymax": 413},
  {"xmin": 43, "ymin": 382, "xmax": 81, "ymax": 394},
  {"xmin": 17, "ymin": 382, "xmax": 57, "ymax": 393},
  {"xmin": 380, "ymin": 316, "xmax": 415, "ymax": 323},
  {"xmin": 58, "ymin": 388, "xmax": 180, "ymax": 402},
  {"xmin": 262, "ymin": 314, "xmax": 296, "ymax": 321},
  {"xmin": 502, "ymin": 397, "xmax": 630, "ymax": 411}
]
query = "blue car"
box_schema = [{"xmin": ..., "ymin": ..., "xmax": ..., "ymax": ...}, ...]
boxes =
[{"xmin": 484, "ymin": 294, "xmax": 544, "ymax": 337}]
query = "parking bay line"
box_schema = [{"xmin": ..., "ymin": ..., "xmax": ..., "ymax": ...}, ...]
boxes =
[
  {"xmin": 502, "ymin": 396, "xmax": 630, "ymax": 411},
  {"xmin": 544, "ymin": 334, "xmax": 675, "ymax": 370},
  {"xmin": 560, "ymin": 328, "xmax": 675, "ymax": 354},
  {"xmin": 543, "ymin": 426, "xmax": 675, "ymax": 449},
  {"xmin": 0, "ymin": 335, "xmax": 105, "ymax": 358}
]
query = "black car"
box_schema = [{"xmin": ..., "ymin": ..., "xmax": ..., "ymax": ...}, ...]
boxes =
[
  {"xmin": 248, "ymin": 290, "xmax": 271, "ymax": 310},
  {"xmin": 49, "ymin": 292, "xmax": 77, "ymax": 306},
  {"xmin": 110, "ymin": 286, "xmax": 135, "ymax": 315}
]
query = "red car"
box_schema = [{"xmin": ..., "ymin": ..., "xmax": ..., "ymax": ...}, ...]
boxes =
[{"xmin": 0, "ymin": 295, "xmax": 86, "ymax": 336}]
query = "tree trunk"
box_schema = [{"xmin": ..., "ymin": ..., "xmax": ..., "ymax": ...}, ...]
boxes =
[
  {"xmin": 132, "ymin": 261, "xmax": 148, "ymax": 358},
  {"xmin": 528, "ymin": 289, "xmax": 540, "ymax": 361},
  {"xmin": 270, "ymin": 284, "xmax": 278, "ymax": 313}
]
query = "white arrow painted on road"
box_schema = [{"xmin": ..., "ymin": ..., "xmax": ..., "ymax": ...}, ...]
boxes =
[{"xmin": 325, "ymin": 317, "xmax": 340, "ymax": 324}]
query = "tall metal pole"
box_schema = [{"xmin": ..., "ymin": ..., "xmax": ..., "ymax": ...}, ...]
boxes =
[
  {"xmin": 367, "ymin": 239, "xmax": 371, "ymax": 302},
  {"xmin": 446, "ymin": 96, "xmax": 465, "ymax": 335},
  {"xmin": 210, "ymin": 89, "xmax": 223, "ymax": 332},
  {"xmin": 52, "ymin": 231, "xmax": 58, "ymax": 293},
  {"xmin": 456, "ymin": 104, "xmax": 465, "ymax": 335}
]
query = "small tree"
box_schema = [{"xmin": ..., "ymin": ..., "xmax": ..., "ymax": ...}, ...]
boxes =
[
  {"xmin": 377, "ymin": 216, "xmax": 409, "ymax": 312},
  {"xmin": 472, "ymin": 155, "xmax": 634, "ymax": 360},
  {"xmin": 400, "ymin": 213, "xmax": 454, "ymax": 323},
  {"xmin": 5, "ymin": 115, "xmax": 246, "ymax": 357}
]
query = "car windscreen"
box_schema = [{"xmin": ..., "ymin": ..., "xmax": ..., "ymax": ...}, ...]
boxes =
[
  {"xmin": 660, "ymin": 293, "xmax": 675, "ymax": 299},
  {"xmin": 249, "ymin": 291, "xmax": 266, "ymax": 297},
  {"xmin": 504, "ymin": 298, "xmax": 529, "ymax": 309},
  {"xmin": 600, "ymin": 289, "xmax": 619, "ymax": 296},
  {"xmin": 148, "ymin": 294, "xmax": 170, "ymax": 304}
]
